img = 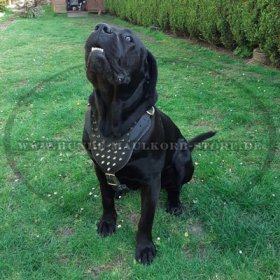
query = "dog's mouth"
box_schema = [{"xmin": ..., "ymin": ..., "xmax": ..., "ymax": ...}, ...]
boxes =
[
  {"xmin": 87, "ymin": 45, "xmax": 111, "ymax": 78},
  {"xmin": 87, "ymin": 45, "xmax": 130, "ymax": 85},
  {"xmin": 89, "ymin": 46, "xmax": 106, "ymax": 60},
  {"xmin": 91, "ymin": 46, "xmax": 104, "ymax": 54}
]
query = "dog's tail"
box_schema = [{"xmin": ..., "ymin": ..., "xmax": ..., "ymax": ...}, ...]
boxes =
[{"xmin": 188, "ymin": 131, "xmax": 217, "ymax": 151}]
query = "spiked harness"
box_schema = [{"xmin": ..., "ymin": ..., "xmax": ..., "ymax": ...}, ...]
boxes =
[{"xmin": 84, "ymin": 105, "xmax": 155, "ymax": 189}]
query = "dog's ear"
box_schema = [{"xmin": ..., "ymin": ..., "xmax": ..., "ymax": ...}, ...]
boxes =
[{"xmin": 145, "ymin": 50, "xmax": 158, "ymax": 105}]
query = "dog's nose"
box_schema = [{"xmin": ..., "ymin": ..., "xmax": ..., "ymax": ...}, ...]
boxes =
[{"xmin": 94, "ymin": 23, "xmax": 112, "ymax": 34}]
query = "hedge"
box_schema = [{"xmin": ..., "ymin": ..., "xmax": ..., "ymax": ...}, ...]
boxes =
[
  {"xmin": 0, "ymin": 0, "xmax": 7, "ymax": 11},
  {"xmin": 105, "ymin": 0, "xmax": 280, "ymax": 66}
]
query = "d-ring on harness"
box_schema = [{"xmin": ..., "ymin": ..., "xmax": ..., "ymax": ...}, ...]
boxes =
[{"xmin": 84, "ymin": 106, "xmax": 155, "ymax": 190}]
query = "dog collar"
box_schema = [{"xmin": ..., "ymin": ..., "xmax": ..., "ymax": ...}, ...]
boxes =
[{"xmin": 86, "ymin": 106, "xmax": 155, "ymax": 188}]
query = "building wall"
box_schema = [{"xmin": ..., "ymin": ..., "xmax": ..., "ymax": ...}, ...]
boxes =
[
  {"xmin": 52, "ymin": 0, "xmax": 104, "ymax": 13},
  {"xmin": 87, "ymin": 0, "xmax": 104, "ymax": 12},
  {"xmin": 52, "ymin": 0, "xmax": 66, "ymax": 13}
]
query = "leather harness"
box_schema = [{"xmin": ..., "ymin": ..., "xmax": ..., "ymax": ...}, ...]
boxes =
[{"xmin": 84, "ymin": 105, "xmax": 155, "ymax": 190}]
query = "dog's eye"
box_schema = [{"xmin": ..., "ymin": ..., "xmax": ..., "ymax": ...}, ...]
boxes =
[{"xmin": 125, "ymin": 36, "xmax": 133, "ymax": 43}]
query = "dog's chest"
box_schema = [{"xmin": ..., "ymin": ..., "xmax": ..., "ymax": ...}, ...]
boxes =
[
  {"xmin": 90, "ymin": 119, "xmax": 134, "ymax": 174},
  {"xmin": 84, "ymin": 107, "xmax": 155, "ymax": 186}
]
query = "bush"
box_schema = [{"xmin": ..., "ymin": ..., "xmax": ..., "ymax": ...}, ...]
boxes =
[
  {"xmin": 0, "ymin": 0, "xmax": 7, "ymax": 11},
  {"xmin": 104, "ymin": 0, "xmax": 280, "ymax": 66},
  {"xmin": 17, "ymin": 0, "xmax": 44, "ymax": 18},
  {"xmin": 169, "ymin": 0, "xmax": 199, "ymax": 37},
  {"xmin": 258, "ymin": 1, "xmax": 280, "ymax": 64}
]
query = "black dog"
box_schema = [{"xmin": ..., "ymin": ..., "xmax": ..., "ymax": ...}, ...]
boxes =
[{"xmin": 82, "ymin": 23, "xmax": 216, "ymax": 264}]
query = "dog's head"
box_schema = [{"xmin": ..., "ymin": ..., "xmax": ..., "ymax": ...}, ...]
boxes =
[
  {"xmin": 85, "ymin": 23, "xmax": 157, "ymax": 96},
  {"xmin": 85, "ymin": 24, "xmax": 158, "ymax": 138}
]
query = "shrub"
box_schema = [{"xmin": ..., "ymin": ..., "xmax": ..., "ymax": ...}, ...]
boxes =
[
  {"xmin": 0, "ymin": 0, "xmax": 7, "ymax": 11},
  {"xmin": 215, "ymin": 0, "xmax": 235, "ymax": 49},
  {"xmin": 157, "ymin": 0, "xmax": 170, "ymax": 30},
  {"xmin": 258, "ymin": 0, "xmax": 280, "ymax": 65},
  {"xmin": 17, "ymin": 0, "xmax": 44, "ymax": 18},
  {"xmin": 104, "ymin": 0, "xmax": 280, "ymax": 66}
]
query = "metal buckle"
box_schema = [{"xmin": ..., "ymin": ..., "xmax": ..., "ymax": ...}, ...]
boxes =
[
  {"xmin": 105, "ymin": 173, "xmax": 120, "ymax": 186},
  {"xmin": 146, "ymin": 106, "xmax": 155, "ymax": 116}
]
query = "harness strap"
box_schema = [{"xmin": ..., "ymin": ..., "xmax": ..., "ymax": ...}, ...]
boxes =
[{"xmin": 84, "ymin": 105, "xmax": 154, "ymax": 188}]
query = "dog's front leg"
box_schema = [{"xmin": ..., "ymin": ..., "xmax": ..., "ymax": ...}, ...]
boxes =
[
  {"xmin": 95, "ymin": 168, "xmax": 117, "ymax": 237},
  {"xmin": 136, "ymin": 176, "xmax": 160, "ymax": 264}
]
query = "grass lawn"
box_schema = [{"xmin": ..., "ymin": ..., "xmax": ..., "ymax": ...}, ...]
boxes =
[{"xmin": 0, "ymin": 6, "xmax": 279, "ymax": 280}]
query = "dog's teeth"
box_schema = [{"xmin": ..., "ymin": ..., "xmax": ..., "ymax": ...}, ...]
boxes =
[{"xmin": 91, "ymin": 47, "xmax": 104, "ymax": 53}]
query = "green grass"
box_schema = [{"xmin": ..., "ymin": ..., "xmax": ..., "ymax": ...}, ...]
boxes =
[{"xmin": 0, "ymin": 6, "xmax": 279, "ymax": 280}]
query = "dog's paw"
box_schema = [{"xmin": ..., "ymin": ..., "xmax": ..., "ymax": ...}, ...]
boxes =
[
  {"xmin": 97, "ymin": 219, "xmax": 116, "ymax": 237},
  {"xmin": 166, "ymin": 203, "xmax": 183, "ymax": 216},
  {"xmin": 135, "ymin": 241, "xmax": 156, "ymax": 265}
]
